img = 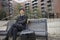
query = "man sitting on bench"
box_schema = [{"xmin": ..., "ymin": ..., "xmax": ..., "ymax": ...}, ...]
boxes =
[{"xmin": 4, "ymin": 8, "xmax": 28, "ymax": 40}]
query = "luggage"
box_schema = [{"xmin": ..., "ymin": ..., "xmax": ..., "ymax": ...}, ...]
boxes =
[{"xmin": 20, "ymin": 30, "xmax": 36, "ymax": 40}]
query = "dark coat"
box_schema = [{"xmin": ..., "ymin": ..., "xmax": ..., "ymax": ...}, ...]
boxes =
[{"xmin": 15, "ymin": 15, "xmax": 28, "ymax": 29}]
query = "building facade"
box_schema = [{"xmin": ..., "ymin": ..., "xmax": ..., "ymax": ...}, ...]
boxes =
[
  {"xmin": 19, "ymin": 0, "xmax": 60, "ymax": 18},
  {"xmin": 0, "ymin": 0, "xmax": 14, "ymax": 20},
  {"xmin": 53, "ymin": 0, "xmax": 60, "ymax": 18}
]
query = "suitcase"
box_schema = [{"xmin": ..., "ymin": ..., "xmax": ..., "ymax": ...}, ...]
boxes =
[{"xmin": 20, "ymin": 30, "xmax": 36, "ymax": 40}]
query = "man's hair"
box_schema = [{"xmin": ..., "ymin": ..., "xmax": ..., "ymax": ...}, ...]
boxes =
[{"xmin": 19, "ymin": 8, "xmax": 25, "ymax": 11}]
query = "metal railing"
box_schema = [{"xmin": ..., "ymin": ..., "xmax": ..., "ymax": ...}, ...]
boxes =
[
  {"xmin": 1, "ymin": 15, "xmax": 12, "ymax": 20},
  {"xmin": 1, "ymin": 14, "xmax": 19, "ymax": 20}
]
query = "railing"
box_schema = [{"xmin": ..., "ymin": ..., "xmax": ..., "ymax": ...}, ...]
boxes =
[
  {"xmin": 1, "ymin": 14, "xmax": 19, "ymax": 20},
  {"xmin": 1, "ymin": 15, "xmax": 11, "ymax": 20}
]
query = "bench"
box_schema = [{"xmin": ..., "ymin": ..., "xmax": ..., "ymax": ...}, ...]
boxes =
[{"xmin": 0, "ymin": 18, "xmax": 48, "ymax": 40}]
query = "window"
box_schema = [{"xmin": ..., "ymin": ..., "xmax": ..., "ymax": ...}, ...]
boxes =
[
  {"xmin": 32, "ymin": 3, "xmax": 37, "ymax": 6},
  {"xmin": 41, "ymin": 7, "xmax": 45, "ymax": 9},
  {"xmin": 8, "ymin": 0, "xmax": 12, "ymax": 1},
  {"xmin": 32, "ymin": 4, "xmax": 37, "ymax": 7},
  {"xmin": 48, "ymin": 8, "xmax": 52, "ymax": 11},
  {"xmin": 25, "ymin": 6, "xmax": 27, "ymax": 8},
  {"xmin": 25, "ymin": 8, "xmax": 29, "ymax": 10},
  {"xmin": 32, "ymin": 1, "xmax": 34, "ymax": 3},
  {"xmin": 47, "ymin": 4, "xmax": 51, "ymax": 7},
  {"xmin": 32, "ymin": 6, "xmax": 37, "ymax": 9},
  {"xmin": 25, "ymin": 3, "xmax": 29, "ymax": 5},
  {"xmin": 47, "ymin": 0, "xmax": 51, "ymax": 3},
  {"xmin": 2, "ymin": 0, "xmax": 5, "ymax": 1},
  {"xmin": 41, "ymin": 11, "xmax": 45, "ymax": 13},
  {"xmin": 49, "ymin": 13, "xmax": 54, "ymax": 18},
  {"xmin": 33, "ymin": 9, "xmax": 37, "ymax": 12},
  {"xmin": 2, "ymin": 3, "xmax": 6, "ymax": 7},
  {"xmin": 32, "ymin": 0, "xmax": 37, "ymax": 3},
  {"xmin": 41, "ymin": 0, "xmax": 44, "ymax": 2},
  {"xmin": 41, "ymin": 3, "xmax": 44, "ymax": 6},
  {"xmin": 34, "ymin": 0, "xmax": 37, "ymax": 1}
]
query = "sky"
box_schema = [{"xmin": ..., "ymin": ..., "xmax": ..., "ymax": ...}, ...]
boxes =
[{"xmin": 14, "ymin": 0, "xmax": 27, "ymax": 3}]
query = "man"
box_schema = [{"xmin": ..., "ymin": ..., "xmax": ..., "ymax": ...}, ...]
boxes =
[{"xmin": 4, "ymin": 8, "xmax": 28, "ymax": 40}]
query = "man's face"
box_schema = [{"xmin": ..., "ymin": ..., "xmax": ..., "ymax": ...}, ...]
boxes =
[{"xmin": 20, "ymin": 10, "xmax": 25, "ymax": 15}]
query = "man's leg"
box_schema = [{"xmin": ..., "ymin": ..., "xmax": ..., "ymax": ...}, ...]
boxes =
[
  {"xmin": 3, "ymin": 24, "xmax": 17, "ymax": 40},
  {"xmin": 12, "ymin": 27, "xmax": 18, "ymax": 40},
  {"xmin": 12, "ymin": 24, "xmax": 25, "ymax": 40}
]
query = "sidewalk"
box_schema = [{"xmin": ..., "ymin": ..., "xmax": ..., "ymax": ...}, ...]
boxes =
[{"xmin": 0, "ymin": 19, "xmax": 60, "ymax": 40}]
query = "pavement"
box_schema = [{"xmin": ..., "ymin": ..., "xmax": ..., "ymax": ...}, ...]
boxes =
[
  {"xmin": 47, "ymin": 19, "xmax": 60, "ymax": 40},
  {"xmin": 0, "ymin": 19, "xmax": 60, "ymax": 40}
]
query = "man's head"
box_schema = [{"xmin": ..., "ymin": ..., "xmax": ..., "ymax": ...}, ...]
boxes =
[{"xmin": 19, "ymin": 8, "xmax": 25, "ymax": 15}]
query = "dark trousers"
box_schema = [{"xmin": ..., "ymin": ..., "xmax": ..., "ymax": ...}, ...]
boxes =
[{"xmin": 5, "ymin": 23, "xmax": 25, "ymax": 40}]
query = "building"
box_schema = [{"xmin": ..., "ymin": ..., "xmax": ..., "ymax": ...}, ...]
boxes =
[
  {"xmin": 21, "ymin": 0, "xmax": 41, "ymax": 18},
  {"xmin": 53, "ymin": 0, "xmax": 60, "ymax": 18},
  {"xmin": 20, "ymin": 0, "xmax": 48, "ymax": 18},
  {"xmin": 0, "ymin": 0, "xmax": 11, "ymax": 19},
  {"xmin": 0, "ymin": 0, "xmax": 9, "ymax": 20},
  {"xmin": 1, "ymin": 0, "xmax": 14, "ymax": 20},
  {"xmin": 18, "ymin": 0, "xmax": 60, "ymax": 18}
]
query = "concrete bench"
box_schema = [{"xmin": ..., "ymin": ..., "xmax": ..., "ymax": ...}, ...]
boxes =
[{"xmin": 0, "ymin": 18, "xmax": 48, "ymax": 40}]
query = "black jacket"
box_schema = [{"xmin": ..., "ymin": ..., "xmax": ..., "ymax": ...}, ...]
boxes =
[{"xmin": 16, "ymin": 15, "xmax": 28, "ymax": 26}]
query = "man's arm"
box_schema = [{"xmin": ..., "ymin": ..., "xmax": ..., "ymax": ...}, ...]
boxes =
[
  {"xmin": 19, "ymin": 16, "xmax": 28, "ymax": 24},
  {"xmin": 16, "ymin": 16, "xmax": 28, "ymax": 24}
]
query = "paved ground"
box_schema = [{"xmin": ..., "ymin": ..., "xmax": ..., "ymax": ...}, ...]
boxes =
[
  {"xmin": 0, "ymin": 19, "xmax": 60, "ymax": 40},
  {"xmin": 47, "ymin": 19, "xmax": 60, "ymax": 40}
]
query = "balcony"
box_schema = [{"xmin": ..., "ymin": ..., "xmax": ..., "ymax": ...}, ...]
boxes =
[
  {"xmin": 26, "ymin": 7, "xmax": 29, "ymax": 9},
  {"xmin": 41, "ymin": 9, "xmax": 46, "ymax": 12},
  {"xmin": 33, "ymin": 8, "xmax": 38, "ymax": 12},
  {"xmin": 25, "ymin": 3, "xmax": 29, "ymax": 5},
  {"xmin": 33, "ymin": 11, "xmax": 38, "ymax": 14},
  {"xmin": 32, "ymin": 1, "xmax": 38, "ymax": 5},
  {"xmin": 41, "ymin": 0, "xmax": 44, "ymax": 2},
  {"xmin": 48, "ymin": 6, "xmax": 52, "ymax": 9},
  {"xmin": 47, "ymin": 4, "xmax": 52, "ymax": 7},
  {"xmin": 2, "ymin": 0, "xmax": 6, "ymax": 1},
  {"xmin": 47, "ymin": 2, "xmax": 51, "ymax": 5},
  {"xmin": 48, "ymin": 9, "xmax": 53, "ymax": 13},
  {"xmin": 32, "ymin": 6, "xmax": 37, "ymax": 9},
  {"xmin": 25, "ymin": 3, "xmax": 29, "ymax": 6},
  {"xmin": 25, "ymin": 8, "xmax": 29, "ymax": 10},
  {"xmin": 8, "ymin": 0, "xmax": 12, "ymax": 1},
  {"xmin": 32, "ymin": 4, "xmax": 37, "ymax": 7},
  {"xmin": 25, "ymin": 7, "xmax": 29, "ymax": 9},
  {"xmin": 8, "ymin": 7, "xmax": 12, "ymax": 11},
  {"xmin": 26, "ymin": 10, "xmax": 30, "ymax": 11},
  {"xmin": 25, "ymin": 4, "xmax": 30, "ymax": 7},
  {"xmin": 48, "ymin": 11, "xmax": 53, "ymax": 13},
  {"xmin": 41, "ymin": 2, "xmax": 46, "ymax": 4},
  {"xmin": 33, "ymin": 8, "xmax": 38, "ymax": 10},
  {"xmin": 41, "ymin": 3, "xmax": 45, "ymax": 6},
  {"xmin": 32, "ymin": 0, "xmax": 37, "ymax": 3},
  {"xmin": 9, "ymin": 3, "xmax": 12, "ymax": 6},
  {"xmin": 41, "ymin": 7, "xmax": 45, "ymax": 9},
  {"xmin": 41, "ymin": 5, "xmax": 46, "ymax": 8},
  {"xmin": 47, "ymin": 0, "xmax": 51, "ymax": 3},
  {"xmin": 2, "ymin": 2, "xmax": 6, "ymax": 7}
]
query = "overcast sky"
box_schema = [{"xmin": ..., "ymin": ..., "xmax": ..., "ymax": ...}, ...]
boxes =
[{"xmin": 14, "ymin": 0, "xmax": 27, "ymax": 3}]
